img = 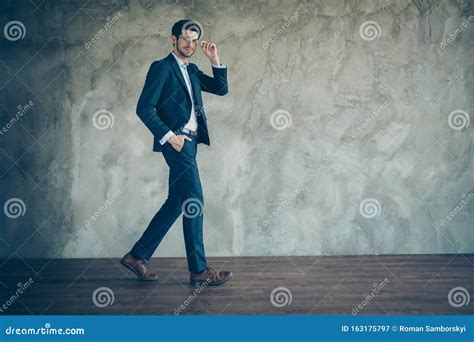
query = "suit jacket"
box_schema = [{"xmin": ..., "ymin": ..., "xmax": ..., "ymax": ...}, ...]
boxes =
[{"xmin": 136, "ymin": 52, "xmax": 228, "ymax": 152}]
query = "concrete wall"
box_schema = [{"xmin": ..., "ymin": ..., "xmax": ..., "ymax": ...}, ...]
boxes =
[{"xmin": 1, "ymin": 0, "xmax": 473, "ymax": 259}]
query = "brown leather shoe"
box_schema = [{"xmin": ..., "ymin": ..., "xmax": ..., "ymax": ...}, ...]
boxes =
[
  {"xmin": 120, "ymin": 252, "xmax": 159, "ymax": 282},
  {"xmin": 190, "ymin": 266, "xmax": 233, "ymax": 286}
]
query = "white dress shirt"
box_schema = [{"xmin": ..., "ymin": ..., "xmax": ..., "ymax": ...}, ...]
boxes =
[{"xmin": 159, "ymin": 51, "xmax": 226, "ymax": 145}]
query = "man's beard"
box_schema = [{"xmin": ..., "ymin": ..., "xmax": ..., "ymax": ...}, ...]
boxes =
[{"xmin": 178, "ymin": 45, "xmax": 194, "ymax": 57}]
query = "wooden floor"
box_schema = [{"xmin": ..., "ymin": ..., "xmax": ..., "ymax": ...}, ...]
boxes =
[{"xmin": 0, "ymin": 255, "xmax": 473, "ymax": 315}]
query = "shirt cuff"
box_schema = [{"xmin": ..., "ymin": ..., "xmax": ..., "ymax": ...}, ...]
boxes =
[
  {"xmin": 159, "ymin": 130, "xmax": 176, "ymax": 145},
  {"xmin": 212, "ymin": 63, "xmax": 226, "ymax": 68}
]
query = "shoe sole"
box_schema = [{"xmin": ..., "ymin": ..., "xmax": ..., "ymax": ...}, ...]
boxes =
[
  {"xmin": 120, "ymin": 259, "xmax": 158, "ymax": 282},
  {"xmin": 190, "ymin": 273, "xmax": 233, "ymax": 287}
]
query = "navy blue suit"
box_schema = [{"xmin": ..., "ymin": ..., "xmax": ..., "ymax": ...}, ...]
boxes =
[
  {"xmin": 136, "ymin": 52, "xmax": 228, "ymax": 152},
  {"xmin": 131, "ymin": 52, "xmax": 228, "ymax": 273}
]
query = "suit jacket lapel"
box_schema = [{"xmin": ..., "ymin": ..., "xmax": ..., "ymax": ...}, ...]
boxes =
[
  {"xmin": 167, "ymin": 53, "xmax": 202, "ymax": 108},
  {"xmin": 188, "ymin": 68, "xmax": 201, "ymax": 106},
  {"xmin": 167, "ymin": 52, "xmax": 190, "ymax": 100}
]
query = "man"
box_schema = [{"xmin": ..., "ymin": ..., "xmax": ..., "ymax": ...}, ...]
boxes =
[{"xmin": 121, "ymin": 19, "xmax": 232, "ymax": 286}]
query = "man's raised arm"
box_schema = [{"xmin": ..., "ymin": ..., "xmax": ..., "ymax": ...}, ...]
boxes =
[{"xmin": 196, "ymin": 41, "xmax": 228, "ymax": 96}]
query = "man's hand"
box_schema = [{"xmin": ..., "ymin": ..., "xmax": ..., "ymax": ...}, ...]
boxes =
[
  {"xmin": 200, "ymin": 41, "xmax": 220, "ymax": 66},
  {"xmin": 168, "ymin": 134, "xmax": 192, "ymax": 152}
]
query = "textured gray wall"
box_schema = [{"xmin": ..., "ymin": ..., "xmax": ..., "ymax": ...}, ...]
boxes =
[{"xmin": 0, "ymin": 0, "xmax": 473, "ymax": 259}]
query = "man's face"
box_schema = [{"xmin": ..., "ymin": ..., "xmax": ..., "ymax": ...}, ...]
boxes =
[{"xmin": 174, "ymin": 29, "xmax": 199, "ymax": 58}]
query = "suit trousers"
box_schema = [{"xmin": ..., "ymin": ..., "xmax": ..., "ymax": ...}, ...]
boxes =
[{"xmin": 131, "ymin": 132, "xmax": 207, "ymax": 273}]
